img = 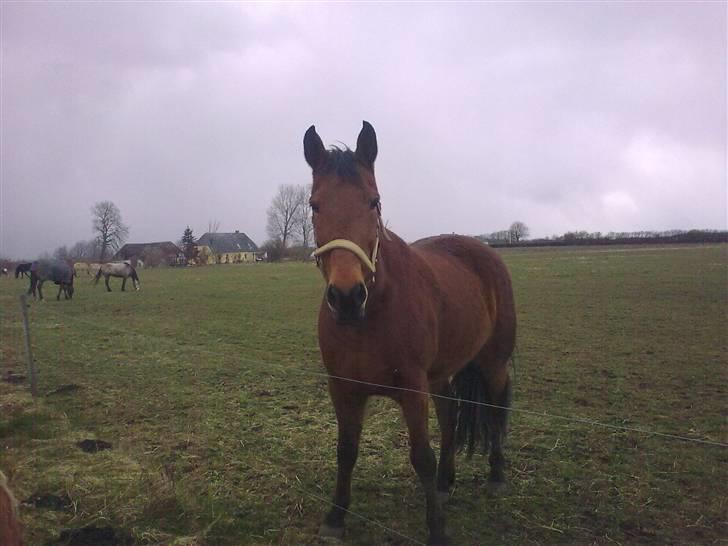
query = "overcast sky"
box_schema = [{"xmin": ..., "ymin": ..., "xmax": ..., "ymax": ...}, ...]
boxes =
[{"xmin": 1, "ymin": 2, "xmax": 725, "ymax": 259}]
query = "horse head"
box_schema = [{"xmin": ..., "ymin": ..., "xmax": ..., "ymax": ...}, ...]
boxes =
[{"xmin": 304, "ymin": 121, "xmax": 382, "ymax": 324}]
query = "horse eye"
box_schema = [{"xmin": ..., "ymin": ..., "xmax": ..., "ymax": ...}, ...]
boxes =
[
  {"xmin": 370, "ymin": 198, "xmax": 380, "ymax": 210},
  {"xmin": 310, "ymin": 203, "xmax": 320, "ymax": 213}
]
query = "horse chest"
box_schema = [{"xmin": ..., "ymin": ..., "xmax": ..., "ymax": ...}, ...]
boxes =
[{"xmin": 319, "ymin": 314, "xmax": 436, "ymax": 395}]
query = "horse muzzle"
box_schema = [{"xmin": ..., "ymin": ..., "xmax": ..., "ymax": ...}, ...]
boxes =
[{"xmin": 326, "ymin": 282, "xmax": 368, "ymax": 324}]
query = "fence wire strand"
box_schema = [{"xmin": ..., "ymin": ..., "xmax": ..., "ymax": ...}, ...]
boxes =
[
  {"xmin": 29, "ymin": 308, "xmax": 728, "ymax": 449},
  {"xmin": 292, "ymin": 484, "xmax": 427, "ymax": 546}
]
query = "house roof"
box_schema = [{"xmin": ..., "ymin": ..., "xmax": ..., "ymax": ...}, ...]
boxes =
[
  {"xmin": 196, "ymin": 232, "xmax": 259, "ymax": 253},
  {"xmin": 114, "ymin": 241, "xmax": 182, "ymax": 260}
]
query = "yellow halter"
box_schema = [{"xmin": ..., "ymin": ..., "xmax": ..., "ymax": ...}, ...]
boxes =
[{"xmin": 312, "ymin": 235, "xmax": 380, "ymax": 274}]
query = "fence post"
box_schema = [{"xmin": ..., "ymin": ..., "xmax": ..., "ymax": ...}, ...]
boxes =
[{"xmin": 18, "ymin": 294, "xmax": 37, "ymax": 398}]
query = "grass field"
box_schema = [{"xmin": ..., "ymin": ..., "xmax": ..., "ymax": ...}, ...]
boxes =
[{"xmin": 1, "ymin": 244, "xmax": 726, "ymax": 545}]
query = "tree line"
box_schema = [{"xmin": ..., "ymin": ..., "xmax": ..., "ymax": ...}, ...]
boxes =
[
  {"xmin": 477, "ymin": 221, "xmax": 530, "ymax": 245},
  {"xmin": 9, "ymin": 192, "xmax": 726, "ymax": 266},
  {"xmin": 477, "ymin": 227, "xmax": 728, "ymax": 247}
]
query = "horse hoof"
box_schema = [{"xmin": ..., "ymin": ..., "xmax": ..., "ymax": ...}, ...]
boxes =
[
  {"xmin": 319, "ymin": 523, "xmax": 344, "ymax": 541},
  {"xmin": 428, "ymin": 534, "xmax": 452, "ymax": 546},
  {"xmin": 487, "ymin": 480, "xmax": 508, "ymax": 495}
]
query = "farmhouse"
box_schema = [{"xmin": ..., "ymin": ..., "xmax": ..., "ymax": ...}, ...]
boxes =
[
  {"xmin": 195, "ymin": 231, "xmax": 260, "ymax": 264},
  {"xmin": 114, "ymin": 241, "xmax": 185, "ymax": 267}
]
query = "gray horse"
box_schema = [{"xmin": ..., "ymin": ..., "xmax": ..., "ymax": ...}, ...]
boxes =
[
  {"xmin": 29, "ymin": 260, "xmax": 75, "ymax": 300},
  {"xmin": 94, "ymin": 262, "xmax": 140, "ymax": 292}
]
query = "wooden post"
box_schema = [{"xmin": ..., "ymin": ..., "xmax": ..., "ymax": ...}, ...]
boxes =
[{"xmin": 18, "ymin": 294, "xmax": 37, "ymax": 398}]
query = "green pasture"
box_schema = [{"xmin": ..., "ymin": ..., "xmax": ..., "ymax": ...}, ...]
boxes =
[{"xmin": 1, "ymin": 244, "xmax": 726, "ymax": 545}]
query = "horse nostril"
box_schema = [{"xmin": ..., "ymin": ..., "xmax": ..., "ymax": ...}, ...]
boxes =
[
  {"xmin": 351, "ymin": 282, "xmax": 368, "ymax": 307},
  {"xmin": 326, "ymin": 284, "xmax": 339, "ymax": 308}
]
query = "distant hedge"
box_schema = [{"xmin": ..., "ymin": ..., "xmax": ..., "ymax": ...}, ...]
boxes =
[{"xmin": 482, "ymin": 230, "xmax": 728, "ymax": 248}]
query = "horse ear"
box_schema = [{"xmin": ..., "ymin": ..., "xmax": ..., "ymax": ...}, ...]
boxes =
[
  {"xmin": 304, "ymin": 125, "xmax": 326, "ymax": 171},
  {"xmin": 355, "ymin": 120, "xmax": 377, "ymax": 170}
]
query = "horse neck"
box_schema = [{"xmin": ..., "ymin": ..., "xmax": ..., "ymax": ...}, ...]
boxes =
[{"xmin": 368, "ymin": 230, "xmax": 412, "ymax": 302}]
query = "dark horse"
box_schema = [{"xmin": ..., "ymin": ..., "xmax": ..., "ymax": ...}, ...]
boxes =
[
  {"xmin": 304, "ymin": 122, "xmax": 516, "ymax": 545},
  {"xmin": 28, "ymin": 260, "xmax": 74, "ymax": 301},
  {"xmin": 14, "ymin": 263, "xmax": 32, "ymax": 279},
  {"xmin": 94, "ymin": 262, "xmax": 140, "ymax": 292}
]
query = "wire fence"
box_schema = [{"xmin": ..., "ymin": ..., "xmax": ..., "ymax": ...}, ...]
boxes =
[
  {"xmin": 16, "ymin": 304, "xmax": 727, "ymax": 449},
  {"xmin": 2, "ymin": 292, "xmax": 726, "ymax": 545}
]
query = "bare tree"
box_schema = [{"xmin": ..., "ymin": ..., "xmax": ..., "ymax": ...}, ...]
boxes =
[
  {"xmin": 293, "ymin": 184, "xmax": 314, "ymax": 248},
  {"xmin": 91, "ymin": 201, "xmax": 129, "ymax": 261},
  {"xmin": 509, "ymin": 221, "xmax": 530, "ymax": 244},
  {"xmin": 267, "ymin": 184, "xmax": 303, "ymax": 249},
  {"xmin": 207, "ymin": 219, "xmax": 221, "ymax": 234},
  {"xmin": 69, "ymin": 239, "xmax": 101, "ymax": 261},
  {"xmin": 53, "ymin": 245, "xmax": 70, "ymax": 261}
]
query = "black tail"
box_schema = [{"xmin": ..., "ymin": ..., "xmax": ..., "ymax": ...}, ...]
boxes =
[{"xmin": 452, "ymin": 361, "xmax": 512, "ymax": 457}]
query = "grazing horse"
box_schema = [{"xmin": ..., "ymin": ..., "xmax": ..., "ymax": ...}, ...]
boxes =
[
  {"xmin": 14, "ymin": 263, "xmax": 31, "ymax": 279},
  {"xmin": 94, "ymin": 262, "xmax": 140, "ymax": 292},
  {"xmin": 73, "ymin": 262, "xmax": 89, "ymax": 276},
  {"xmin": 304, "ymin": 122, "xmax": 516, "ymax": 546},
  {"xmin": 28, "ymin": 260, "xmax": 74, "ymax": 301}
]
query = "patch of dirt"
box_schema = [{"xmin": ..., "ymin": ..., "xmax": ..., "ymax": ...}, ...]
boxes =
[
  {"xmin": 76, "ymin": 439, "xmax": 113, "ymax": 453},
  {"xmin": 47, "ymin": 525, "xmax": 133, "ymax": 546},
  {"xmin": 47, "ymin": 384, "xmax": 83, "ymax": 396},
  {"xmin": 2, "ymin": 370, "xmax": 26, "ymax": 384},
  {"xmin": 24, "ymin": 492, "xmax": 72, "ymax": 511}
]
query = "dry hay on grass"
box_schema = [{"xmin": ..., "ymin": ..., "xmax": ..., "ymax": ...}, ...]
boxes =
[{"xmin": 0, "ymin": 382, "xmax": 210, "ymax": 545}]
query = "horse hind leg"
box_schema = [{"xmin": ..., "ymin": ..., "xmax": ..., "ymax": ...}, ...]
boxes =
[
  {"xmin": 477, "ymin": 345, "xmax": 513, "ymax": 491},
  {"xmin": 431, "ymin": 381, "xmax": 457, "ymax": 503},
  {"xmin": 105, "ymin": 275, "xmax": 112, "ymax": 292},
  {"xmin": 482, "ymin": 365, "xmax": 511, "ymax": 490},
  {"xmin": 121, "ymin": 277, "xmax": 127, "ymax": 291},
  {"xmin": 452, "ymin": 352, "xmax": 512, "ymax": 492}
]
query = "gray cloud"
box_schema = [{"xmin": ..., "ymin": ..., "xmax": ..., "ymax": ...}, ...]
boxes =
[{"xmin": 1, "ymin": 2, "xmax": 725, "ymax": 258}]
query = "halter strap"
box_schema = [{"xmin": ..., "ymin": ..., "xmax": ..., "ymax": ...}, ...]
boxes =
[{"xmin": 312, "ymin": 236, "xmax": 380, "ymax": 274}]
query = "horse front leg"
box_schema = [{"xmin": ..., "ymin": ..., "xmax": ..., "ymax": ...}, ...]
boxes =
[
  {"xmin": 105, "ymin": 275, "xmax": 112, "ymax": 292},
  {"xmin": 431, "ymin": 381, "xmax": 457, "ymax": 503},
  {"xmin": 37, "ymin": 281, "xmax": 44, "ymax": 301},
  {"xmin": 320, "ymin": 382, "xmax": 367, "ymax": 540},
  {"xmin": 401, "ymin": 389, "xmax": 449, "ymax": 546},
  {"xmin": 121, "ymin": 277, "xmax": 127, "ymax": 291},
  {"xmin": 57, "ymin": 285, "xmax": 62, "ymax": 301}
]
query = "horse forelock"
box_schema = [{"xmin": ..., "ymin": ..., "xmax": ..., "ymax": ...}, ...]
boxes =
[{"xmin": 317, "ymin": 147, "xmax": 360, "ymax": 180}]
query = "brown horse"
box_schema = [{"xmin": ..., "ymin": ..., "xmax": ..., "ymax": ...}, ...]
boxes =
[{"xmin": 304, "ymin": 122, "xmax": 516, "ymax": 546}]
